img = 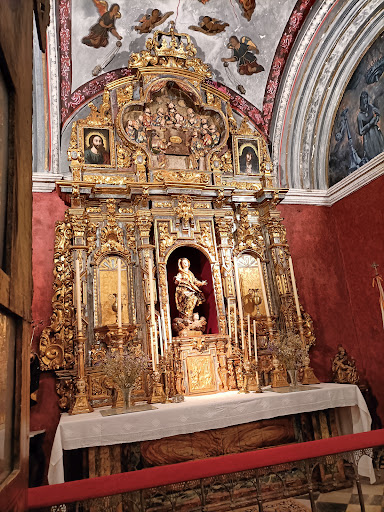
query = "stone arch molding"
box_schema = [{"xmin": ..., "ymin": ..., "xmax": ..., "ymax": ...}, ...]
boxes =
[{"xmin": 271, "ymin": 0, "xmax": 383, "ymax": 191}]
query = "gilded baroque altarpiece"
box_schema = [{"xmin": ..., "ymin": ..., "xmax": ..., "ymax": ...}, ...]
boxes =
[{"xmin": 40, "ymin": 24, "xmax": 317, "ymax": 414}]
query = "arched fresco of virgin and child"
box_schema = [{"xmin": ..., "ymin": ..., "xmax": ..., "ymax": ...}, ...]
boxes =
[{"xmin": 120, "ymin": 81, "xmax": 227, "ymax": 171}]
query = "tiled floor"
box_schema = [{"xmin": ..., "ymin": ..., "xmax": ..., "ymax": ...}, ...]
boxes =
[{"xmin": 295, "ymin": 480, "xmax": 384, "ymax": 511}]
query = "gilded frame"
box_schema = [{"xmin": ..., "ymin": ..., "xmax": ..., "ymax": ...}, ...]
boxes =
[
  {"xmin": 233, "ymin": 135, "xmax": 261, "ymax": 176},
  {"xmin": 79, "ymin": 125, "xmax": 116, "ymax": 168}
]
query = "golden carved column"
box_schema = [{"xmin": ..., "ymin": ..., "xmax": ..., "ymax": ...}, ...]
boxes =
[
  {"xmin": 70, "ymin": 214, "xmax": 93, "ymax": 414},
  {"xmin": 215, "ymin": 216, "xmax": 235, "ymax": 354},
  {"xmin": 135, "ymin": 210, "xmax": 155, "ymax": 364}
]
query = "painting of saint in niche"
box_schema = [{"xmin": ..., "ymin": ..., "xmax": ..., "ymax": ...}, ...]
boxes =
[
  {"xmin": 121, "ymin": 81, "xmax": 226, "ymax": 171},
  {"xmin": 82, "ymin": 1, "xmax": 122, "ymax": 49},
  {"xmin": 328, "ymin": 34, "xmax": 384, "ymax": 187},
  {"xmin": 83, "ymin": 129, "xmax": 111, "ymax": 165},
  {"xmin": 237, "ymin": 141, "xmax": 259, "ymax": 175}
]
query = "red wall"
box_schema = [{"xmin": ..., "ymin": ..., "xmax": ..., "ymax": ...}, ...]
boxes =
[
  {"xmin": 31, "ymin": 179, "xmax": 384, "ymax": 482},
  {"xmin": 30, "ymin": 191, "xmax": 68, "ymax": 483},
  {"xmin": 279, "ymin": 174, "xmax": 384, "ymax": 422}
]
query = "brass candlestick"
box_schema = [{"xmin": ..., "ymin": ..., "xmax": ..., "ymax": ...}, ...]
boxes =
[{"xmin": 70, "ymin": 333, "xmax": 93, "ymax": 415}]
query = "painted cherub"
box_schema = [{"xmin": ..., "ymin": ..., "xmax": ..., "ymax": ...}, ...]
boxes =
[
  {"xmin": 189, "ymin": 16, "xmax": 229, "ymax": 36},
  {"xmin": 134, "ymin": 9, "xmax": 173, "ymax": 34}
]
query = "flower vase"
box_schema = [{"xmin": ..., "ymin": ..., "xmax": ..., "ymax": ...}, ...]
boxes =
[
  {"xmin": 287, "ymin": 369, "xmax": 299, "ymax": 388},
  {"xmin": 121, "ymin": 386, "xmax": 133, "ymax": 409}
]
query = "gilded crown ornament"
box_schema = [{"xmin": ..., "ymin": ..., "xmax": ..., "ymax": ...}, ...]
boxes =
[{"xmin": 128, "ymin": 21, "xmax": 212, "ymax": 78}]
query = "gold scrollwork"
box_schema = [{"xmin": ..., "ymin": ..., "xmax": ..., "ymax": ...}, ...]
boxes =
[
  {"xmin": 39, "ymin": 214, "xmax": 75, "ymax": 370},
  {"xmin": 154, "ymin": 171, "xmax": 210, "ymax": 185},
  {"xmin": 116, "ymin": 144, "xmax": 132, "ymax": 168}
]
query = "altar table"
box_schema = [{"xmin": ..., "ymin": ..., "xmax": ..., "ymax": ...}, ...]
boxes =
[{"xmin": 48, "ymin": 383, "xmax": 373, "ymax": 485}]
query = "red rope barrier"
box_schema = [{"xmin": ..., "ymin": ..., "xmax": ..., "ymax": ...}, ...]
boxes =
[{"xmin": 28, "ymin": 429, "xmax": 384, "ymax": 509}]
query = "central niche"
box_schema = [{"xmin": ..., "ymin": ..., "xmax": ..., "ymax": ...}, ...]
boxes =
[
  {"xmin": 166, "ymin": 246, "xmax": 218, "ymax": 335},
  {"xmin": 120, "ymin": 80, "xmax": 226, "ymax": 171}
]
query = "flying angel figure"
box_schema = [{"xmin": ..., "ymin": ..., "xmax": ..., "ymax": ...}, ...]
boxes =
[
  {"xmin": 221, "ymin": 35, "xmax": 264, "ymax": 76},
  {"xmin": 189, "ymin": 16, "xmax": 229, "ymax": 36},
  {"xmin": 134, "ymin": 9, "xmax": 174, "ymax": 34},
  {"xmin": 82, "ymin": 1, "xmax": 123, "ymax": 49}
]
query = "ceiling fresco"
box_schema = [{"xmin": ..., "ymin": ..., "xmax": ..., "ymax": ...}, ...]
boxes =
[{"xmin": 60, "ymin": 0, "xmax": 316, "ymax": 134}]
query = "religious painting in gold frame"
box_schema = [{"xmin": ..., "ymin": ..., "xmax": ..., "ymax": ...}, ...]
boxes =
[
  {"xmin": 233, "ymin": 135, "xmax": 260, "ymax": 176},
  {"xmin": 79, "ymin": 126, "xmax": 116, "ymax": 168},
  {"xmin": 94, "ymin": 255, "xmax": 130, "ymax": 327},
  {"xmin": 236, "ymin": 253, "xmax": 267, "ymax": 317},
  {"xmin": 186, "ymin": 354, "xmax": 217, "ymax": 395}
]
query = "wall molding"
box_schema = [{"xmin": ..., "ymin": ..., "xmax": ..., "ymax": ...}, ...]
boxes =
[
  {"xmin": 32, "ymin": 173, "xmax": 63, "ymax": 193},
  {"xmin": 282, "ymin": 152, "xmax": 384, "ymax": 206}
]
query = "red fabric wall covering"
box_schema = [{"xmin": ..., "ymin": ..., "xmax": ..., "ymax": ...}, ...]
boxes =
[
  {"xmin": 279, "ymin": 174, "xmax": 384, "ymax": 422},
  {"xmin": 30, "ymin": 192, "xmax": 68, "ymax": 483}
]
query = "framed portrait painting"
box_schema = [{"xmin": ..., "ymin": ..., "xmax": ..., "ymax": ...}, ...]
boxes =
[
  {"xmin": 79, "ymin": 126, "xmax": 115, "ymax": 167},
  {"xmin": 233, "ymin": 135, "xmax": 260, "ymax": 176}
]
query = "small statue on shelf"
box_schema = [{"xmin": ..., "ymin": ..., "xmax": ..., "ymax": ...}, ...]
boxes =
[{"xmin": 332, "ymin": 345, "xmax": 359, "ymax": 385}]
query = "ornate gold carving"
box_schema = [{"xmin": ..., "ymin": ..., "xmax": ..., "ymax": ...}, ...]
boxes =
[
  {"xmin": 154, "ymin": 201, "xmax": 173, "ymax": 209},
  {"xmin": 194, "ymin": 202, "xmax": 210, "ymax": 209},
  {"xmin": 97, "ymin": 199, "xmax": 125, "ymax": 253},
  {"xmin": 237, "ymin": 116, "xmax": 253, "ymax": 135},
  {"xmin": 174, "ymin": 196, "xmax": 194, "ymax": 226},
  {"xmin": 226, "ymin": 104, "xmax": 238, "ymax": 133},
  {"xmin": 136, "ymin": 211, "xmax": 153, "ymax": 239},
  {"xmin": 86, "ymin": 222, "xmax": 98, "ymax": 254},
  {"xmin": 196, "ymin": 222, "xmax": 214, "ymax": 257},
  {"xmin": 215, "ymin": 218, "xmax": 234, "ymax": 245},
  {"xmin": 133, "ymin": 149, "xmax": 147, "ymax": 182},
  {"xmin": 125, "ymin": 223, "xmax": 136, "ymax": 251},
  {"xmin": 223, "ymin": 180, "xmax": 262, "ymax": 191},
  {"xmin": 158, "ymin": 222, "xmax": 176, "ymax": 258},
  {"xmin": 117, "ymin": 144, "xmax": 132, "ymax": 168},
  {"xmin": 118, "ymin": 207, "xmax": 134, "ymax": 214},
  {"xmin": 116, "ymin": 83, "xmax": 134, "ymax": 107},
  {"xmin": 153, "ymin": 171, "xmax": 210, "ymax": 185},
  {"xmin": 221, "ymin": 151, "xmax": 233, "ymax": 173},
  {"xmin": 40, "ymin": 213, "xmax": 75, "ymax": 370},
  {"xmin": 186, "ymin": 355, "xmax": 216, "ymax": 394},
  {"xmin": 86, "ymin": 207, "xmax": 101, "ymax": 213},
  {"xmin": 234, "ymin": 204, "xmax": 264, "ymax": 256},
  {"xmin": 83, "ymin": 175, "xmax": 130, "ymax": 185},
  {"xmin": 129, "ymin": 22, "xmax": 211, "ymax": 78}
]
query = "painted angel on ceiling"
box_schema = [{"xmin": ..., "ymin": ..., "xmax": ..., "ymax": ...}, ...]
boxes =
[
  {"xmin": 239, "ymin": 0, "xmax": 256, "ymax": 21},
  {"xmin": 189, "ymin": 16, "xmax": 229, "ymax": 36},
  {"xmin": 82, "ymin": 1, "xmax": 122, "ymax": 49},
  {"xmin": 221, "ymin": 35, "xmax": 264, "ymax": 76},
  {"xmin": 134, "ymin": 9, "xmax": 174, "ymax": 34}
]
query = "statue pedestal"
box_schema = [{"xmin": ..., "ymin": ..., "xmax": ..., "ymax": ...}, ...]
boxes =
[{"xmin": 173, "ymin": 334, "xmax": 228, "ymax": 396}]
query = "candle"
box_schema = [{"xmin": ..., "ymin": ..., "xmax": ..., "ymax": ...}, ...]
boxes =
[
  {"xmin": 147, "ymin": 258, "xmax": 156, "ymax": 370},
  {"xmin": 253, "ymin": 320, "xmax": 258, "ymax": 362},
  {"xmin": 167, "ymin": 303, "xmax": 173, "ymax": 343},
  {"xmin": 247, "ymin": 314, "xmax": 251, "ymax": 357},
  {"xmin": 289, "ymin": 256, "xmax": 302, "ymax": 320},
  {"xmin": 160, "ymin": 308, "xmax": 167, "ymax": 351},
  {"xmin": 258, "ymin": 259, "xmax": 270, "ymax": 317},
  {"xmin": 234, "ymin": 259, "xmax": 245, "ymax": 349},
  {"xmin": 158, "ymin": 315, "xmax": 164, "ymax": 357},
  {"xmin": 233, "ymin": 304, "xmax": 238, "ymax": 346},
  {"xmin": 117, "ymin": 258, "xmax": 122, "ymax": 328},
  {"xmin": 75, "ymin": 253, "xmax": 82, "ymax": 333},
  {"xmin": 228, "ymin": 303, "xmax": 232, "ymax": 338}
]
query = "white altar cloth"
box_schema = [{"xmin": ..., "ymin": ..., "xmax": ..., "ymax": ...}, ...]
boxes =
[{"xmin": 48, "ymin": 383, "xmax": 372, "ymax": 485}]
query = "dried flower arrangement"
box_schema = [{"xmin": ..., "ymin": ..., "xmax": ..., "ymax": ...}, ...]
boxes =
[
  {"xmin": 101, "ymin": 346, "xmax": 149, "ymax": 408},
  {"xmin": 269, "ymin": 330, "xmax": 306, "ymax": 370}
]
